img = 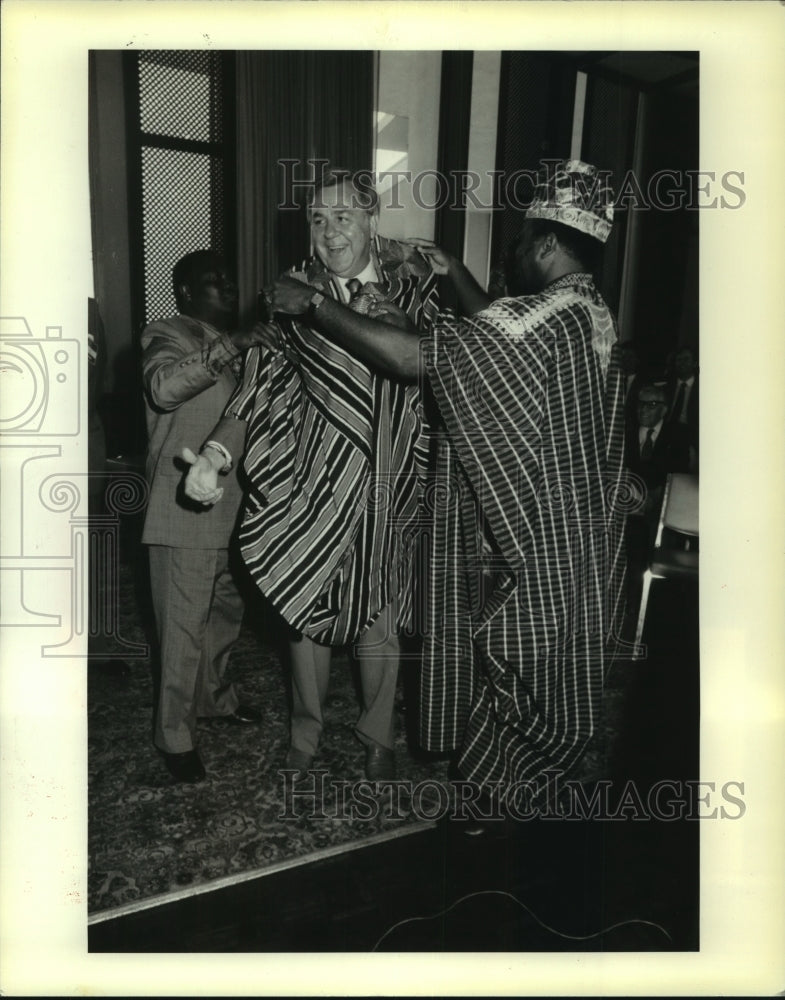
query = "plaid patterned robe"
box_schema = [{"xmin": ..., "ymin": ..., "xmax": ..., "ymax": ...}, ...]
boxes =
[
  {"xmin": 420, "ymin": 273, "xmax": 627, "ymax": 802},
  {"xmin": 226, "ymin": 236, "xmax": 439, "ymax": 645}
]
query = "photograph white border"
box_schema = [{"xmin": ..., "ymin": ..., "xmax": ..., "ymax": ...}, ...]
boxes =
[{"xmin": 1, "ymin": 1, "xmax": 784, "ymax": 995}]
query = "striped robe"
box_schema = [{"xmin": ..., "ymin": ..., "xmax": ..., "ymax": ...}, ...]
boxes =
[
  {"xmin": 226, "ymin": 236, "xmax": 440, "ymax": 646},
  {"xmin": 420, "ymin": 273, "xmax": 627, "ymax": 803}
]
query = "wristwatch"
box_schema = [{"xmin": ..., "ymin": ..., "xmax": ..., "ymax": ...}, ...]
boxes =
[{"xmin": 307, "ymin": 290, "xmax": 326, "ymax": 320}]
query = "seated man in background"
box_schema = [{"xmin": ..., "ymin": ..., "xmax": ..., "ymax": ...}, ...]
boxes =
[
  {"xmin": 626, "ymin": 383, "xmax": 692, "ymax": 518},
  {"xmin": 141, "ymin": 249, "xmax": 266, "ymax": 784},
  {"xmin": 624, "ymin": 382, "xmax": 693, "ymax": 596},
  {"xmin": 183, "ymin": 170, "xmax": 441, "ymax": 782}
]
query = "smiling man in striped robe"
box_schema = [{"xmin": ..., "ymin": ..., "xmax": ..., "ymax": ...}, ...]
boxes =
[
  {"xmin": 269, "ymin": 159, "xmax": 628, "ymax": 816},
  {"xmin": 183, "ymin": 169, "xmax": 440, "ymax": 781}
]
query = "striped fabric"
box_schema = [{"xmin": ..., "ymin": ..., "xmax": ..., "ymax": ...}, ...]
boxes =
[
  {"xmin": 226, "ymin": 236, "xmax": 440, "ymax": 646},
  {"xmin": 420, "ymin": 273, "xmax": 627, "ymax": 804}
]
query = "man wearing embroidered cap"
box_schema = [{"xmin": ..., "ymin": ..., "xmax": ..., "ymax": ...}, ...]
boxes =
[{"xmin": 269, "ymin": 158, "xmax": 628, "ymax": 818}]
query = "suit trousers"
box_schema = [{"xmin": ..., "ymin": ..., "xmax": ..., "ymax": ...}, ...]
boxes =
[
  {"xmin": 149, "ymin": 544, "xmax": 243, "ymax": 753},
  {"xmin": 290, "ymin": 600, "xmax": 400, "ymax": 755}
]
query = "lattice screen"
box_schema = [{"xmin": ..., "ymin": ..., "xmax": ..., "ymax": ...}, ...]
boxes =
[{"xmin": 137, "ymin": 51, "xmax": 226, "ymax": 324}]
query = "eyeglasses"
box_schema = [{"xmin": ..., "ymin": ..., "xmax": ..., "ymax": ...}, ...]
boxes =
[{"xmin": 638, "ymin": 400, "xmax": 666, "ymax": 409}]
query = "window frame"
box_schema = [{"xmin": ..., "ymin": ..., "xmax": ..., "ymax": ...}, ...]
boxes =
[{"xmin": 123, "ymin": 50, "xmax": 236, "ymax": 334}]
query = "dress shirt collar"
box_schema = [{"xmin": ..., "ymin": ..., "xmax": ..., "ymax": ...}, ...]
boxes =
[
  {"xmin": 334, "ymin": 260, "xmax": 379, "ymax": 301},
  {"xmin": 639, "ymin": 419, "xmax": 664, "ymax": 447}
]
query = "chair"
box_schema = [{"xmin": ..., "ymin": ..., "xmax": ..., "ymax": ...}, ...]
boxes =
[{"xmin": 633, "ymin": 472, "xmax": 699, "ymax": 656}]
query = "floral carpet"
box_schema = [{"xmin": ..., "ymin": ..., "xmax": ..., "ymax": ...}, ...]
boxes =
[{"xmin": 88, "ymin": 560, "xmax": 620, "ymax": 918}]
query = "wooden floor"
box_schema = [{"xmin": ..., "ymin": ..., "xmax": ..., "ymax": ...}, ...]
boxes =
[
  {"xmin": 90, "ymin": 578, "xmax": 699, "ymax": 953},
  {"xmin": 88, "ymin": 799, "xmax": 697, "ymax": 952}
]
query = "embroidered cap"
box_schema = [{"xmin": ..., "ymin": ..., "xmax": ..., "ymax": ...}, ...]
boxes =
[{"xmin": 525, "ymin": 159, "xmax": 614, "ymax": 243}]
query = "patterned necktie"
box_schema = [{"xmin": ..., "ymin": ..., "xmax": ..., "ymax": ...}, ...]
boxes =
[
  {"xmin": 670, "ymin": 381, "xmax": 686, "ymax": 423},
  {"xmin": 640, "ymin": 428, "xmax": 655, "ymax": 460},
  {"xmin": 346, "ymin": 278, "xmax": 363, "ymax": 302}
]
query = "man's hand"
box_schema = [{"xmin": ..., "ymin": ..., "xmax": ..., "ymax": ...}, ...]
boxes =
[
  {"xmin": 182, "ymin": 446, "xmax": 224, "ymax": 506},
  {"xmin": 230, "ymin": 322, "xmax": 281, "ymax": 352},
  {"xmin": 271, "ymin": 276, "xmax": 316, "ymax": 316},
  {"xmin": 404, "ymin": 236, "xmax": 490, "ymax": 316},
  {"xmin": 366, "ymin": 301, "xmax": 416, "ymax": 332},
  {"xmin": 401, "ymin": 238, "xmax": 455, "ymax": 276}
]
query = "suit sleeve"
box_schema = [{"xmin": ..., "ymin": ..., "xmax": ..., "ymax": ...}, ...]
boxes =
[
  {"xmin": 141, "ymin": 318, "xmax": 240, "ymax": 412},
  {"xmin": 222, "ymin": 340, "xmax": 271, "ymax": 423}
]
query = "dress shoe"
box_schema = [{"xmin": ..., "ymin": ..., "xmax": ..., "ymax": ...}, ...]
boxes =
[
  {"xmin": 283, "ymin": 746, "xmax": 314, "ymax": 776},
  {"xmin": 459, "ymin": 816, "xmax": 508, "ymax": 840},
  {"xmin": 365, "ymin": 743, "xmax": 396, "ymax": 782},
  {"xmin": 161, "ymin": 749, "xmax": 206, "ymax": 784},
  {"xmin": 224, "ymin": 704, "xmax": 262, "ymax": 724}
]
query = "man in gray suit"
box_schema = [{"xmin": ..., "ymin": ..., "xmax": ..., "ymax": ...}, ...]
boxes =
[{"xmin": 141, "ymin": 249, "xmax": 266, "ymax": 783}]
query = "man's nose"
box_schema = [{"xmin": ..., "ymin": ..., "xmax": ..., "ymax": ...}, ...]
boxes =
[{"xmin": 324, "ymin": 216, "xmax": 339, "ymax": 238}]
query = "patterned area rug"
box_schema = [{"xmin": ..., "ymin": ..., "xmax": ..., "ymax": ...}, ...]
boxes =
[{"xmin": 88, "ymin": 561, "xmax": 617, "ymax": 918}]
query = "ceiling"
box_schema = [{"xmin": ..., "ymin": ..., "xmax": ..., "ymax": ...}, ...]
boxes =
[{"xmin": 563, "ymin": 50, "xmax": 699, "ymax": 96}]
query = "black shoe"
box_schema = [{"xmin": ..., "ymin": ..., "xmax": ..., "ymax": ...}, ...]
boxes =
[
  {"xmin": 161, "ymin": 749, "xmax": 206, "ymax": 784},
  {"xmin": 225, "ymin": 704, "xmax": 262, "ymax": 724},
  {"xmin": 365, "ymin": 743, "xmax": 396, "ymax": 781},
  {"xmin": 460, "ymin": 816, "xmax": 507, "ymax": 840}
]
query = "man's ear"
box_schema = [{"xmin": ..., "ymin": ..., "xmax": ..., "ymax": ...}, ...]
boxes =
[
  {"xmin": 177, "ymin": 282, "xmax": 192, "ymax": 305},
  {"xmin": 538, "ymin": 231, "xmax": 558, "ymax": 260},
  {"xmin": 369, "ymin": 212, "xmax": 379, "ymax": 240}
]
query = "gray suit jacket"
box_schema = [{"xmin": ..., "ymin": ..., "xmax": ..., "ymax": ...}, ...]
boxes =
[{"xmin": 141, "ymin": 314, "xmax": 245, "ymax": 549}]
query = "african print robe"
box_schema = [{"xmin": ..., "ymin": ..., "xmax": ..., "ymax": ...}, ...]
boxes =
[
  {"xmin": 420, "ymin": 273, "xmax": 628, "ymax": 804},
  {"xmin": 226, "ymin": 236, "xmax": 440, "ymax": 646}
]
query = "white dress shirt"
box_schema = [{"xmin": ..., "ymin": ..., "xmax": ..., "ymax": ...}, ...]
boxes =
[{"xmin": 334, "ymin": 260, "xmax": 379, "ymax": 302}]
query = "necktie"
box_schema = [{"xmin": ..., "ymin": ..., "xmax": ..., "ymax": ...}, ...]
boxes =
[
  {"xmin": 346, "ymin": 278, "xmax": 363, "ymax": 302},
  {"xmin": 670, "ymin": 381, "xmax": 687, "ymax": 423},
  {"xmin": 640, "ymin": 428, "xmax": 655, "ymax": 460}
]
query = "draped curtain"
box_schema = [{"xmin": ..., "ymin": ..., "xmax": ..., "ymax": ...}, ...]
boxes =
[{"xmin": 235, "ymin": 51, "xmax": 375, "ymax": 325}]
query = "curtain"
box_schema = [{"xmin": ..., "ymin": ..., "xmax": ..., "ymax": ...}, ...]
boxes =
[{"xmin": 235, "ymin": 51, "xmax": 375, "ymax": 325}]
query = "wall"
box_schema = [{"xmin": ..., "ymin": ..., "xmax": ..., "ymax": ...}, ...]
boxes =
[
  {"xmin": 375, "ymin": 51, "xmax": 441, "ymax": 242},
  {"xmin": 376, "ymin": 50, "xmax": 502, "ymax": 287},
  {"xmin": 463, "ymin": 51, "xmax": 501, "ymax": 287}
]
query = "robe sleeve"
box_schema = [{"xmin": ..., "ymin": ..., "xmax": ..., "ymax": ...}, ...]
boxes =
[{"xmin": 424, "ymin": 298, "xmax": 558, "ymax": 570}]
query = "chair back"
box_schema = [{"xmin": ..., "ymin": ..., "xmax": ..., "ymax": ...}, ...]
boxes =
[{"xmin": 655, "ymin": 472, "xmax": 698, "ymax": 546}]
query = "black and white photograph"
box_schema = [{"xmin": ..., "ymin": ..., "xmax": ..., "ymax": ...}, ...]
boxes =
[
  {"xmin": 85, "ymin": 44, "xmax": 705, "ymax": 950},
  {"xmin": 1, "ymin": 2, "xmax": 783, "ymax": 996}
]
